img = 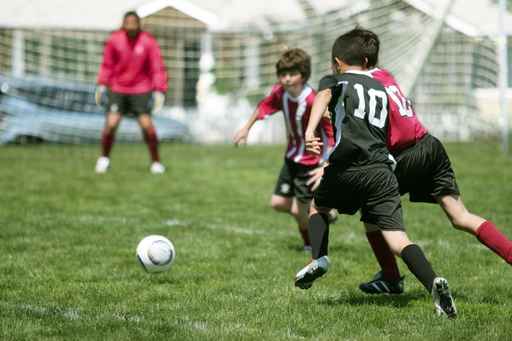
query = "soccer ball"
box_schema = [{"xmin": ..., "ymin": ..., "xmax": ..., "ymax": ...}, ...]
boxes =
[{"xmin": 136, "ymin": 235, "xmax": 176, "ymax": 273}]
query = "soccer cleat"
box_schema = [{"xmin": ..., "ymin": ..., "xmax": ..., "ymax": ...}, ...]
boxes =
[
  {"xmin": 95, "ymin": 156, "xmax": 110, "ymax": 173},
  {"xmin": 432, "ymin": 277, "xmax": 457, "ymax": 319},
  {"xmin": 359, "ymin": 270, "xmax": 404, "ymax": 295},
  {"xmin": 150, "ymin": 162, "xmax": 166, "ymax": 174},
  {"xmin": 294, "ymin": 256, "xmax": 329, "ymax": 289}
]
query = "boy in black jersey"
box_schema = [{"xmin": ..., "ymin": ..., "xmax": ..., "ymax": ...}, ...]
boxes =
[{"xmin": 294, "ymin": 29, "xmax": 456, "ymax": 318}]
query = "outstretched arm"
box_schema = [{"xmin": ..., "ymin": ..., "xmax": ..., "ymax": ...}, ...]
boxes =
[
  {"xmin": 233, "ymin": 108, "xmax": 261, "ymax": 146},
  {"xmin": 234, "ymin": 85, "xmax": 282, "ymax": 146},
  {"xmin": 305, "ymin": 89, "xmax": 332, "ymax": 154}
]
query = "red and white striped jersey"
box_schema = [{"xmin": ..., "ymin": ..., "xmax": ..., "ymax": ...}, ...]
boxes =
[{"xmin": 257, "ymin": 84, "xmax": 334, "ymax": 166}]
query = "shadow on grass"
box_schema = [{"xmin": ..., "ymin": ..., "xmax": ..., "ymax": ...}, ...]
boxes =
[
  {"xmin": 320, "ymin": 291, "xmax": 425, "ymax": 308},
  {"xmin": 319, "ymin": 289, "xmax": 468, "ymax": 309},
  {"xmin": 286, "ymin": 243, "xmax": 348, "ymax": 253}
]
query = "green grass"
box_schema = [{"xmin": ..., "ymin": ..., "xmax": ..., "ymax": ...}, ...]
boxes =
[{"xmin": 1, "ymin": 142, "xmax": 512, "ymax": 340}]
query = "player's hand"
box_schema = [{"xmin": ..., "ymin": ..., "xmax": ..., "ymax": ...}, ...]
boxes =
[
  {"xmin": 152, "ymin": 92, "xmax": 165, "ymax": 113},
  {"xmin": 94, "ymin": 85, "xmax": 106, "ymax": 106},
  {"xmin": 305, "ymin": 136, "xmax": 323, "ymax": 155},
  {"xmin": 305, "ymin": 129, "xmax": 323, "ymax": 155},
  {"xmin": 233, "ymin": 127, "xmax": 249, "ymax": 146},
  {"xmin": 307, "ymin": 164, "xmax": 326, "ymax": 191}
]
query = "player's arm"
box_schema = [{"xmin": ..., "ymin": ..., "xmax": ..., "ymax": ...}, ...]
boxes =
[
  {"xmin": 95, "ymin": 37, "xmax": 115, "ymax": 105},
  {"xmin": 233, "ymin": 85, "xmax": 281, "ymax": 146},
  {"xmin": 305, "ymin": 88, "xmax": 332, "ymax": 155},
  {"xmin": 233, "ymin": 108, "xmax": 261, "ymax": 146},
  {"xmin": 149, "ymin": 37, "xmax": 168, "ymax": 113}
]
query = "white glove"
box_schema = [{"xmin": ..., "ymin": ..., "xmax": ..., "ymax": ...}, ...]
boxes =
[
  {"xmin": 152, "ymin": 92, "xmax": 165, "ymax": 113},
  {"xmin": 95, "ymin": 85, "xmax": 106, "ymax": 106}
]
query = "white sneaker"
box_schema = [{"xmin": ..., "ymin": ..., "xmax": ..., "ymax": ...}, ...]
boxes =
[
  {"xmin": 432, "ymin": 277, "xmax": 457, "ymax": 319},
  {"xmin": 150, "ymin": 162, "xmax": 165, "ymax": 174},
  {"xmin": 295, "ymin": 256, "xmax": 330, "ymax": 289},
  {"xmin": 95, "ymin": 156, "xmax": 110, "ymax": 173}
]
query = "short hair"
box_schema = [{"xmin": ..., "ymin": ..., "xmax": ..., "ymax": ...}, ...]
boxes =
[
  {"xmin": 355, "ymin": 28, "xmax": 380, "ymax": 68},
  {"xmin": 331, "ymin": 28, "xmax": 380, "ymax": 68},
  {"xmin": 275, "ymin": 48, "xmax": 311, "ymax": 82},
  {"xmin": 123, "ymin": 11, "xmax": 140, "ymax": 23}
]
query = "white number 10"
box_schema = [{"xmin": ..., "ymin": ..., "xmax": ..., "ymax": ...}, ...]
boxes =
[{"xmin": 353, "ymin": 83, "xmax": 388, "ymax": 128}]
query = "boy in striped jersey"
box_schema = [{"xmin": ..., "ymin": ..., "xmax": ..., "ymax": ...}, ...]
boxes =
[{"xmin": 233, "ymin": 48, "xmax": 334, "ymax": 251}]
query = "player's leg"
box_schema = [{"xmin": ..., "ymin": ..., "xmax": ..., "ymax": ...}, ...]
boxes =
[
  {"xmin": 131, "ymin": 92, "xmax": 164, "ymax": 173},
  {"xmin": 294, "ymin": 202, "xmax": 331, "ymax": 289},
  {"xmin": 360, "ymin": 168, "xmax": 432, "ymax": 291},
  {"xmin": 270, "ymin": 194, "xmax": 293, "ymax": 212},
  {"xmin": 270, "ymin": 162, "xmax": 312, "ymax": 248},
  {"xmin": 294, "ymin": 164, "xmax": 344, "ymax": 289},
  {"xmin": 358, "ymin": 223, "xmax": 403, "ymax": 294},
  {"xmin": 290, "ymin": 198, "xmax": 311, "ymax": 250},
  {"xmin": 137, "ymin": 113, "xmax": 164, "ymax": 173},
  {"xmin": 437, "ymin": 194, "xmax": 512, "ymax": 264},
  {"xmin": 96, "ymin": 101, "xmax": 123, "ymax": 173},
  {"xmin": 360, "ymin": 134, "xmax": 443, "ymax": 294},
  {"xmin": 290, "ymin": 165, "xmax": 320, "ymax": 250},
  {"xmin": 381, "ymin": 230, "xmax": 435, "ymax": 292},
  {"xmin": 361, "ymin": 165, "xmax": 456, "ymax": 317},
  {"xmin": 423, "ymin": 134, "xmax": 512, "ymax": 264},
  {"xmin": 381, "ymin": 229, "xmax": 456, "ymax": 318},
  {"xmin": 102, "ymin": 112, "xmax": 122, "ymax": 156},
  {"xmin": 270, "ymin": 195, "xmax": 311, "ymax": 249}
]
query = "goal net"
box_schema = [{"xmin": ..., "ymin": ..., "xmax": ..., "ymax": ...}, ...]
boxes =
[{"xmin": 0, "ymin": 0, "xmax": 505, "ymax": 144}]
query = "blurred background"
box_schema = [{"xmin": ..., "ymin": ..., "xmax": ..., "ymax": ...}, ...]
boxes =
[{"xmin": 0, "ymin": 0, "xmax": 510, "ymax": 146}]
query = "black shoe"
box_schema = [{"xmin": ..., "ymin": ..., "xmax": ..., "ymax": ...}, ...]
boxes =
[
  {"xmin": 432, "ymin": 277, "xmax": 457, "ymax": 319},
  {"xmin": 359, "ymin": 270, "xmax": 405, "ymax": 294}
]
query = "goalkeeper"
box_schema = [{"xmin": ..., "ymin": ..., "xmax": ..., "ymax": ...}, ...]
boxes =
[{"xmin": 94, "ymin": 11, "xmax": 168, "ymax": 174}]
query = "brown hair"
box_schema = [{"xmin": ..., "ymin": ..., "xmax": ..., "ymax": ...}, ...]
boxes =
[{"xmin": 275, "ymin": 48, "xmax": 311, "ymax": 82}]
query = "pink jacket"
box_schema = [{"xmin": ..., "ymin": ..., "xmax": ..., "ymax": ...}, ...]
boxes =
[{"xmin": 97, "ymin": 30, "xmax": 168, "ymax": 94}]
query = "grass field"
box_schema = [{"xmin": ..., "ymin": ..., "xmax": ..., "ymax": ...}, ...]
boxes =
[{"xmin": 1, "ymin": 142, "xmax": 512, "ymax": 340}]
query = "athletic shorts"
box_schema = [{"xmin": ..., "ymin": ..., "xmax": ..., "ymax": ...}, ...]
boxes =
[
  {"xmin": 274, "ymin": 158, "xmax": 318, "ymax": 204},
  {"xmin": 106, "ymin": 91, "xmax": 152, "ymax": 116},
  {"xmin": 394, "ymin": 134, "xmax": 460, "ymax": 203},
  {"xmin": 314, "ymin": 164, "xmax": 404, "ymax": 230}
]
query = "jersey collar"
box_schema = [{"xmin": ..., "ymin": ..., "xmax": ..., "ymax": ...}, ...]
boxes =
[
  {"xmin": 286, "ymin": 85, "xmax": 312, "ymax": 103},
  {"xmin": 344, "ymin": 69, "xmax": 374, "ymax": 78}
]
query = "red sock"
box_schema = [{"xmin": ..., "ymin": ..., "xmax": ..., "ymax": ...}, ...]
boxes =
[
  {"xmin": 143, "ymin": 127, "xmax": 160, "ymax": 162},
  {"xmin": 366, "ymin": 231, "xmax": 401, "ymax": 281},
  {"xmin": 101, "ymin": 130, "xmax": 115, "ymax": 157},
  {"xmin": 476, "ymin": 221, "xmax": 512, "ymax": 264},
  {"xmin": 299, "ymin": 227, "xmax": 311, "ymax": 247}
]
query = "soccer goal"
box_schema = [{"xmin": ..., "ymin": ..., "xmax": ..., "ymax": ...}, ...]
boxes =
[{"xmin": 0, "ymin": 0, "xmax": 508, "ymax": 144}]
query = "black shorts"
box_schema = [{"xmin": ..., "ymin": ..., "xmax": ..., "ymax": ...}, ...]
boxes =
[
  {"xmin": 314, "ymin": 164, "xmax": 404, "ymax": 230},
  {"xmin": 106, "ymin": 91, "xmax": 152, "ymax": 116},
  {"xmin": 274, "ymin": 159, "xmax": 318, "ymax": 204},
  {"xmin": 395, "ymin": 134, "xmax": 460, "ymax": 203}
]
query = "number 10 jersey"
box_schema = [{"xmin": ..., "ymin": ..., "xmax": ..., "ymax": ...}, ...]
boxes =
[{"xmin": 319, "ymin": 71, "xmax": 393, "ymax": 169}]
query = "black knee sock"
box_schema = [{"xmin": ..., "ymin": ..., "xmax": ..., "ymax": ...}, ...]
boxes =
[
  {"xmin": 309, "ymin": 213, "xmax": 330, "ymax": 259},
  {"xmin": 400, "ymin": 244, "xmax": 437, "ymax": 293}
]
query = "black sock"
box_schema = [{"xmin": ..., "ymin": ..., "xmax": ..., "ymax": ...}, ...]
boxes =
[
  {"xmin": 309, "ymin": 213, "xmax": 329, "ymax": 259},
  {"xmin": 400, "ymin": 244, "xmax": 437, "ymax": 293}
]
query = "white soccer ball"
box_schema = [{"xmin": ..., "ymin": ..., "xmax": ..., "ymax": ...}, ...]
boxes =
[{"xmin": 136, "ymin": 235, "xmax": 176, "ymax": 273}]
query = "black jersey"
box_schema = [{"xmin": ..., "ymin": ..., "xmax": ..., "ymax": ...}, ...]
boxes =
[{"xmin": 318, "ymin": 71, "xmax": 393, "ymax": 169}]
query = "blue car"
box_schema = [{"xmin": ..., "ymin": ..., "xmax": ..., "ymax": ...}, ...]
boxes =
[{"xmin": 0, "ymin": 75, "xmax": 189, "ymax": 144}]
